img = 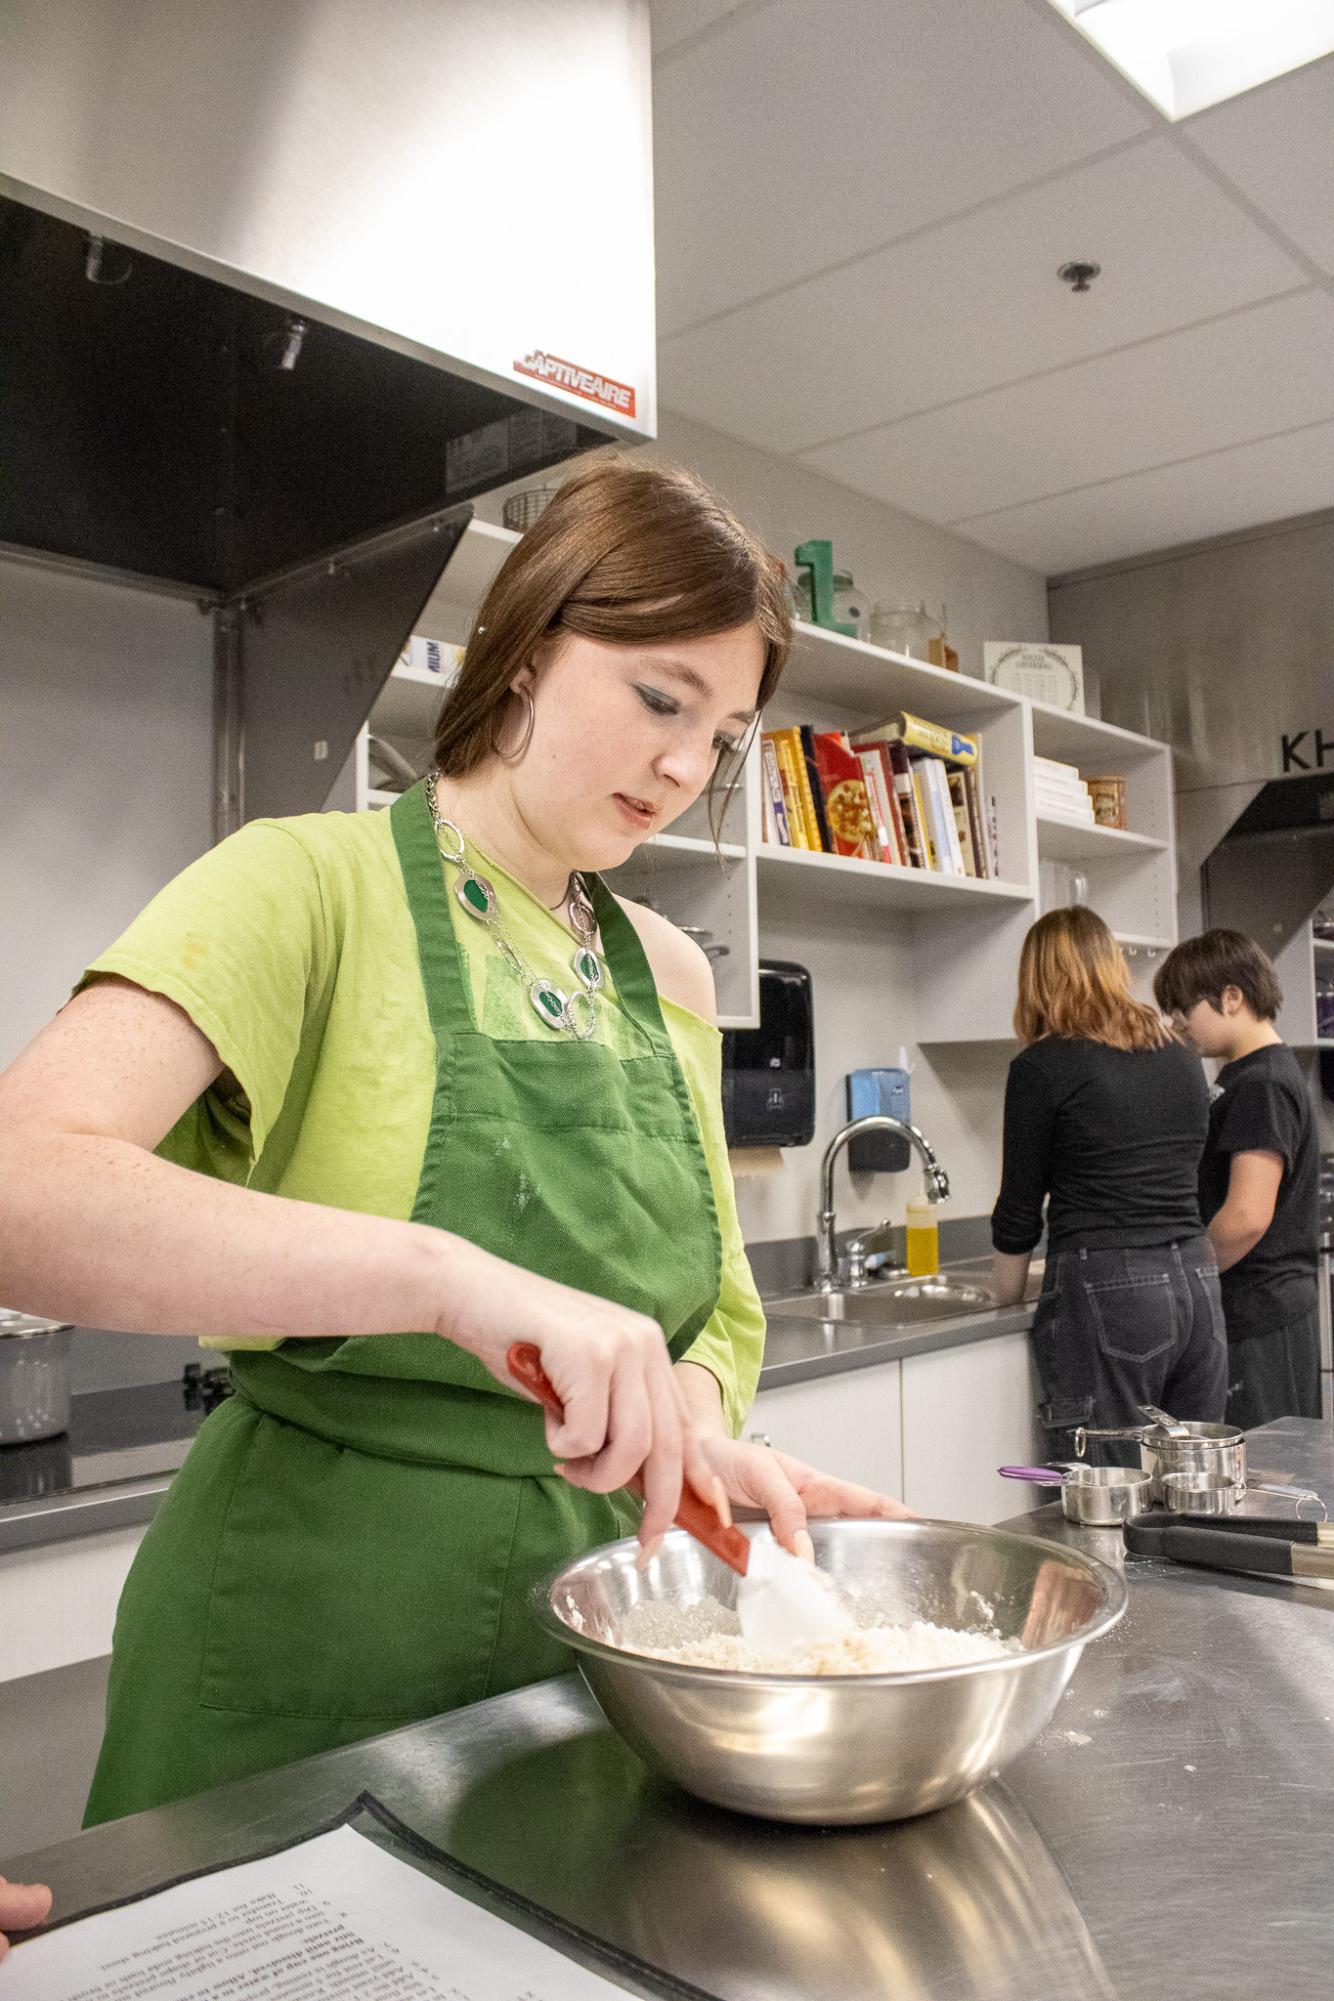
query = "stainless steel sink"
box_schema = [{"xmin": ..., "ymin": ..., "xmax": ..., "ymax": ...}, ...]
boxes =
[{"xmin": 766, "ymin": 1278, "xmax": 996, "ymax": 1326}]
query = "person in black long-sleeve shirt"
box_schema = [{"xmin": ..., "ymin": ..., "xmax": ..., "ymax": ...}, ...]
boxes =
[{"xmin": 990, "ymin": 908, "xmax": 1226, "ymax": 1462}]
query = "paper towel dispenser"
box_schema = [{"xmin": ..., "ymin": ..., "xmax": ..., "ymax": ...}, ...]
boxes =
[{"xmin": 721, "ymin": 961, "xmax": 815, "ymax": 1149}]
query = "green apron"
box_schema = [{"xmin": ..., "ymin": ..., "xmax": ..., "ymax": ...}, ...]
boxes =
[{"xmin": 85, "ymin": 784, "xmax": 722, "ymax": 1824}]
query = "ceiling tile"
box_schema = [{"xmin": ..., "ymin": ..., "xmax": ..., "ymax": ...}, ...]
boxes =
[
  {"xmin": 951, "ymin": 421, "xmax": 1334, "ymax": 574},
  {"xmin": 1185, "ymin": 54, "xmax": 1334, "ymax": 274},
  {"xmin": 799, "ymin": 289, "xmax": 1334, "ymax": 522},
  {"xmin": 653, "ymin": 0, "xmax": 1150, "ymax": 336},
  {"xmin": 659, "ymin": 140, "xmax": 1310, "ymax": 452}
]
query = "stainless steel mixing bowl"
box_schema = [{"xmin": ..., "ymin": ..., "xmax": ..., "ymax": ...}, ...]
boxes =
[{"xmin": 534, "ymin": 1519, "xmax": 1126, "ymax": 1825}]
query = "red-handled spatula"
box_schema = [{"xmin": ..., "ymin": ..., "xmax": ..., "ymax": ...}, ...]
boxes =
[
  {"xmin": 508, "ymin": 1341, "xmax": 750, "ymax": 1573},
  {"xmin": 508, "ymin": 1342, "xmax": 855, "ymax": 1656}
]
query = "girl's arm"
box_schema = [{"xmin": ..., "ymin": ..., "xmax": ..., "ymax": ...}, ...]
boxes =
[{"xmin": 0, "ymin": 979, "xmax": 698, "ymax": 1541}]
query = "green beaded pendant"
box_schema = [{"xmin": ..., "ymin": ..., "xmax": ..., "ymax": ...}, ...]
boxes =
[
  {"xmin": 529, "ymin": 979, "xmax": 569, "ymax": 1029},
  {"xmin": 454, "ymin": 870, "xmax": 496, "ymax": 921},
  {"xmin": 572, "ymin": 945, "xmax": 603, "ymax": 993}
]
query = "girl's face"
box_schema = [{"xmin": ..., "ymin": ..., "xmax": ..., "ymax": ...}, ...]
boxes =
[{"xmin": 512, "ymin": 623, "xmax": 767, "ymax": 870}]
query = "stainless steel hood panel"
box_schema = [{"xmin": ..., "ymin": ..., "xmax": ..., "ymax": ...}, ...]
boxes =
[
  {"xmin": 1049, "ymin": 512, "xmax": 1334, "ymax": 798},
  {"xmin": 0, "ymin": 0, "xmax": 655, "ymax": 439},
  {"xmin": 1050, "ymin": 513, "xmax": 1334, "ymax": 944}
]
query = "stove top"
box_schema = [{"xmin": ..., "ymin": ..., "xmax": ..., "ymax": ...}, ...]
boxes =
[{"xmin": 0, "ymin": 1365, "xmax": 232, "ymax": 1508}]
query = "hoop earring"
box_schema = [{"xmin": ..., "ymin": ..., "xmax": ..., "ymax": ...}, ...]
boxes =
[{"xmin": 496, "ymin": 686, "xmax": 535, "ymax": 764}]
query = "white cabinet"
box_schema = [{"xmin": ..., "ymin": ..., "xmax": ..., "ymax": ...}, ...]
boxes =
[
  {"xmin": 750, "ymin": 1363, "xmax": 902, "ymax": 1499},
  {"xmin": 1276, "ymin": 922, "xmax": 1334, "ymax": 1050},
  {"xmin": 0, "ymin": 1526, "xmax": 147, "ymax": 1682},
  {"xmin": 900, "ymin": 1334, "xmax": 1042, "ymax": 1526}
]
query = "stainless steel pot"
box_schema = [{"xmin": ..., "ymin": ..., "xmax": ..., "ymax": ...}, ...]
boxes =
[
  {"xmin": 0, "ymin": 1311, "xmax": 75, "ymax": 1443},
  {"xmin": 1076, "ymin": 1420, "xmax": 1245, "ymax": 1500},
  {"xmin": 1160, "ymin": 1472, "xmax": 1242, "ymax": 1516},
  {"xmin": 1000, "ymin": 1462, "xmax": 1154, "ymax": 1524},
  {"xmin": 1160, "ymin": 1471, "xmax": 1326, "ymax": 1519}
]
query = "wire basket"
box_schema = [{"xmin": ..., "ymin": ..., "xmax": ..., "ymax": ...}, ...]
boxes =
[{"xmin": 502, "ymin": 486, "xmax": 558, "ymax": 533}]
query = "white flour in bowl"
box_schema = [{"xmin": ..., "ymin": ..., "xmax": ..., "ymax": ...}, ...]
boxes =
[{"xmin": 614, "ymin": 1592, "xmax": 1021, "ymax": 1676}]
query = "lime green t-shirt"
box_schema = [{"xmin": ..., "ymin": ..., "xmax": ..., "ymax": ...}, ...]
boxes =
[{"xmin": 80, "ymin": 807, "xmax": 765, "ymax": 1435}]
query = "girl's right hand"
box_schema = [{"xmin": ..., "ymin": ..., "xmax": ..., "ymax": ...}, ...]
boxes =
[{"xmin": 436, "ymin": 1254, "xmax": 703, "ymax": 1546}]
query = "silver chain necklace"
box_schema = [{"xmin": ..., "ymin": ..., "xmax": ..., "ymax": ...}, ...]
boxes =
[{"xmin": 424, "ymin": 770, "xmax": 602, "ymax": 1040}]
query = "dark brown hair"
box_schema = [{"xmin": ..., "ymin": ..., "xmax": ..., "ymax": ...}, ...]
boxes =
[
  {"xmin": 1015, "ymin": 907, "xmax": 1170, "ymax": 1050},
  {"xmin": 1153, "ymin": 929, "xmax": 1283, "ymax": 1022},
  {"xmin": 432, "ymin": 456, "xmax": 791, "ymax": 833}
]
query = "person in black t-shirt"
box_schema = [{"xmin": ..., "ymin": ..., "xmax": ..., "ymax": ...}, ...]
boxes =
[
  {"xmin": 1155, "ymin": 929, "xmax": 1320, "ymax": 1430},
  {"xmin": 990, "ymin": 908, "xmax": 1225, "ymax": 1464}
]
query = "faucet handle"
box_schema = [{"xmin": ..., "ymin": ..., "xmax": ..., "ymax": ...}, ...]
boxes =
[{"xmin": 844, "ymin": 1218, "xmax": 896, "ymax": 1258}]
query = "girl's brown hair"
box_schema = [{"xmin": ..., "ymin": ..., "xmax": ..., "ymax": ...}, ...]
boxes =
[
  {"xmin": 1014, "ymin": 907, "xmax": 1171, "ymax": 1051},
  {"xmin": 433, "ymin": 456, "xmax": 791, "ymax": 828}
]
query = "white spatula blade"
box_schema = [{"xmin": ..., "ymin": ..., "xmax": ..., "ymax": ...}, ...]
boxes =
[{"xmin": 736, "ymin": 1529, "xmax": 855, "ymax": 1657}]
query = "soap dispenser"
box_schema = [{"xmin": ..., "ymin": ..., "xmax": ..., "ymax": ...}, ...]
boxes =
[{"xmin": 904, "ymin": 1193, "xmax": 942, "ymax": 1277}]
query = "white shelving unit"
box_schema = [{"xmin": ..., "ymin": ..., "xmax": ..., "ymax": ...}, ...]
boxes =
[
  {"xmin": 1276, "ymin": 922, "xmax": 1334, "ymax": 1050},
  {"xmin": 350, "ymin": 518, "xmax": 1180, "ymax": 1035}
]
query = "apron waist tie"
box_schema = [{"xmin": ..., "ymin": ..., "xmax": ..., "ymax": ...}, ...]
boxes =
[{"xmin": 229, "ymin": 1350, "xmax": 562, "ymax": 1477}]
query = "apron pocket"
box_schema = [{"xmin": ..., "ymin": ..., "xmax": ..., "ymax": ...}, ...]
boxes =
[{"xmin": 199, "ymin": 1416, "xmax": 523, "ymax": 1723}]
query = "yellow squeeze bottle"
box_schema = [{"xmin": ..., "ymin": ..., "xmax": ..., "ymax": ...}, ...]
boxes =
[{"xmin": 904, "ymin": 1195, "xmax": 941, "ymax": 1277}]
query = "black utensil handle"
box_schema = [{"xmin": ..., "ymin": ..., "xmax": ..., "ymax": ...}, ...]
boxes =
[
  {"xmin": 1126, "ymin": 1523, "xmax": 1294, "ymax": 1576},
  {"xmin": 1157, "ymin": 1515, "xmax": 1319, "ymax": 1545}
]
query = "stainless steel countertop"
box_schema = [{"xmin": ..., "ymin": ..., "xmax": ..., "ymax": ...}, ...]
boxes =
[
  {"xmin": 758, "ymin": 1294, "xmax": 1035, "ymax": 1388},
  {"xmin": 0, "ymin": 1279, "xmax": 1035, "ymax": 1553},
  {"xmin": 9, "ymin": 1417, "xmax": 1333, "ymax": 2000}
]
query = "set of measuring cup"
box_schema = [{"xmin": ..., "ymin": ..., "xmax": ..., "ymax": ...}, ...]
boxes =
[{"xmin": 1000, "ymin": 1404, "xmax": 1325, "ymax": 1527}]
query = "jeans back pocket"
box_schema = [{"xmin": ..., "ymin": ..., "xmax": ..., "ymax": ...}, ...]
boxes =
[{"xmin": 1085, "ymin": 1273, "xmax": 1177, "ymax": 1364}]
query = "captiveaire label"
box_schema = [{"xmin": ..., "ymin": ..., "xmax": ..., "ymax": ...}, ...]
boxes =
[{"xmin": 514, "ymin": 349, "xmax": 636, "ymax": 418}]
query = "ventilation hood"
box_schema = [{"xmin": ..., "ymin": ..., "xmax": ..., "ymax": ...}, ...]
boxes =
[
  {"xmin": 0, "ymin": 0, "xmax": 655, "ymax": 825},
  {"xmin": 0, "ymin": 0, "xmax": 654, "ymax": 592},
  {"xmin": 1049, "ymin": 512, "xmax": 1334, "ymax": 953}
]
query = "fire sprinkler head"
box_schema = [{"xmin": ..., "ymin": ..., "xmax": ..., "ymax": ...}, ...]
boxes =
[{"xmin": 1059, "ymin": 261, "xmax": 1101, "ymax": 294}]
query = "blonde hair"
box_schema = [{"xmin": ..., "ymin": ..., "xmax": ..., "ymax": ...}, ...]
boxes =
[
  {"xmin": 1015, "ymin": 907, "xmax": 1170, "ymax": 1051},
  {"xmin": 433, "ymin": 458, "xmax": 791, "ymax": 821}
]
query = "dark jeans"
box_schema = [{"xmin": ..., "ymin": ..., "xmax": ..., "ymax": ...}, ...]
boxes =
[
  {"xmin": 1030, "ymin": 1235, "xmax": 1228, "ymax": 1466},
  {"xmin": 1225, "ymin": 1309, "xmax": 1321, "ymax": 1432}
]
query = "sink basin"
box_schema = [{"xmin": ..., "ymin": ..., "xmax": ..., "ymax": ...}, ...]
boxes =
[{"xmin": 766, "ymin": 1278, "xmax": 995, "ymax": 1327}]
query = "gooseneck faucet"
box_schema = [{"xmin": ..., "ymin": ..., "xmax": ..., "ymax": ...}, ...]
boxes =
[{"xmin": 815, "ymin": 1115, "xmax": 951, "ymax": 1291}]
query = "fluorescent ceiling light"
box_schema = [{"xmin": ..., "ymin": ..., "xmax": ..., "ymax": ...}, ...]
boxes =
[{"xmin": 1048, "ymin": 0, "xmax": 1334, "ymax": 120}]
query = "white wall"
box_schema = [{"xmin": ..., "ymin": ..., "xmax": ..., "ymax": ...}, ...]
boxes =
[{"xmin": 1, "ymin": 562, "xmax": 214, "ymax": 1067}]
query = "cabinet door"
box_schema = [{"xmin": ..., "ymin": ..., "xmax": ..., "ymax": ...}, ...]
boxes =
[
  {"xmin": 0, "ymin": 1525, "xmax": 147, "ymax": 1682},
  {"xmin": 900, "ymin": 1334, "xmax": 1042, "ymax": 1525},
  {"xmin": 750, "ymin": 1364, "xmax": 902, "ymax": 1499}
]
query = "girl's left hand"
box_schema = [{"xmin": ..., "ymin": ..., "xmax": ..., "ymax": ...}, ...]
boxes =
[{"xmin": 694, "ymin": 1436, "xmax": 914, "ymax": 1560}]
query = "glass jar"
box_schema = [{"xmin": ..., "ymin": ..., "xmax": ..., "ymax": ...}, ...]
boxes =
[
  {"xmin": 794, "ymin": 568, "xmax": 866, "ymax": 638},
  {"xmin": 869, "ymin": 601, "xmax": 942, "ymax": 660}
]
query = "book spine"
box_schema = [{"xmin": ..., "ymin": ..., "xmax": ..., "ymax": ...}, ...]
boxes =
[
  {"xmin": 987, "ymin": 792, "xmax": 1001, "ymax": 876},
  {"xmin": 962, "ymin": 764, "xmax": 988, "ymax": 879},
  {"xmin": 856, "ymin": 749, "xmax": 895, "ymax": 863},
  {"xmin": 798, "ymin": 725, "xmax": 831, "ymax": 852},
  {"xmin": 881, "ymin": 749, "xmax": 911, "ymax": 865},
  {"xmin": 761, "ymin": 736, "xmax": 792, "ymax": 847},
  {"xmin": 927, "ymin": 758, "xmax": 967, "ymax": 874},
  {"xmin": 908, "ymin": 756, "xmax": 940, "ymax": 868},
  {"xmin": 771, "ymin": 732, "xmax": 810, "ymax": 848},
  {"xmin": 947, "ymin": 769, "xmax": 978, "ymax": 876},
  {"xmin": 760, "ymin": 774, "xmax": 777, "ymax": 843},
  {"xmin": 883, "ymin": 741, "xmax": 927, "ymax": 867}
]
